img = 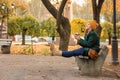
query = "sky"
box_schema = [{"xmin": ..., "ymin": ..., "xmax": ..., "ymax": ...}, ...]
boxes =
[
  {"xmin": 25, "ymin": 0, "xmax": 31, "ymax": 2},
  {"xmin": 72, "ymin": 0, "xmax": 85, "ymax": 6},
  {"xmin": 25, "ymin": 0, "xmax": 85, "ymax": 6}
]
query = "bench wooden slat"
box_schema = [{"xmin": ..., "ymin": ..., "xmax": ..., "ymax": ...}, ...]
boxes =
[
  {"xmin": 0, "ymin": 39, "xmax": 12, "ymax": 46},
  {"xmin": 0, "ymin": 42, "xmax": 11, "ymax": 46},
  {"xmin": 0, "ymin": 39, "xmax": 12, "ymax": 41},
  {"xmin": 78, "ymin": 55, "xmax": 89, "ymax": 59}
]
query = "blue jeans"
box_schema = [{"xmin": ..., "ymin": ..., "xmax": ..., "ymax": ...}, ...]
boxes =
[{"xmin": 62, "ymin": 48, "xmax": 84, "ymax": 57}]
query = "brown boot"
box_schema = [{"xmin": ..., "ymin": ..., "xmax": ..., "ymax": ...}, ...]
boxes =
[{"xmin": 50, "ymin": 43, "xmax": 62, "ymax": 56}]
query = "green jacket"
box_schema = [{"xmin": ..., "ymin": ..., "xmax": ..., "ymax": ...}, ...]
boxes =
[{"xmin": 77, "ymin": 30, "xmax": 100, "ymax": 56}]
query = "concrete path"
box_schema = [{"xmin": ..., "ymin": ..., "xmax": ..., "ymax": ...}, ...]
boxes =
[{"xmin": 0, "ymin": 54, "xmax": 119, "ymax": 80}]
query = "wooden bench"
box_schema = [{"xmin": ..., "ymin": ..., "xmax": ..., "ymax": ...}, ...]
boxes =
[
  {"xmin": 75, "ymin": 45, "xmax": 109, "ymax": 76},
  {"xmin": 0, "ymin": 39, "xmax": 12, "ymax": 54}
]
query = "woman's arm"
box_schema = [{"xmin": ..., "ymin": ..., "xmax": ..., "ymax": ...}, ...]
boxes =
[{"xmin": 77, "ymin": 32, "xmax": 99, "ymax": 47}]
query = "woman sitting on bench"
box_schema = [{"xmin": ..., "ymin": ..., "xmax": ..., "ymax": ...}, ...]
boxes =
[{"xmin": 50, "ymin": 20, "xmax": 100, "ymax": 60}]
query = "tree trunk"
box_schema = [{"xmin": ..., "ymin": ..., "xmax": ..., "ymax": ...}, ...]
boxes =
[
  {"xmin": 56, "ymin": 0, "xmax": 70, "ymax": 50},
  {"xmin": 22, "ymin": 29, "xmax": 27, "ymax": 45},
  {"xmin": 57, "ymin": 18, "xmax": 70, "ymax": 50},
  {"xmin": 95, "ymin": 24, "xmax": 102, "ymax": 37},
  {"xmin": 41, "ymin": 0, "xmax": 70, "ymax": 51},
  {"xmin": 92, "ymin": 0, "xmax": 105, "ymax": 37}
]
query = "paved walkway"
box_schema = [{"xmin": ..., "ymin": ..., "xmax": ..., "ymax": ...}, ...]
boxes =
[{"xmin": 0, "ymin": 54, "xmax": 119, "ymax": 80}]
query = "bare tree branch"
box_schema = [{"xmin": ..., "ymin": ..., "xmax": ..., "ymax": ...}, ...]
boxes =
[
  {"xmin": 41, "ymin": 0, "xmax": 71, "ymax": 50},
  {"xmin": 41, "ymin": 0, "xmax": 57, "ymax": 18},
  {"xmin": 92, "ymin": 0, "xmax": 97, "ymax": 19},
  {"xmin": 57, "ymin": 0, "xmax": 67, "ymax": 28},
  {"xmin": 98, "ymin": 0, "xmax": 105, "ymax": 13}
]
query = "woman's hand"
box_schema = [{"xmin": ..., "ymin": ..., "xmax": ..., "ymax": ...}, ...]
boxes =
[{"xmin": 74, "ymin": 33, "xmax": 80, "ymax": 40}]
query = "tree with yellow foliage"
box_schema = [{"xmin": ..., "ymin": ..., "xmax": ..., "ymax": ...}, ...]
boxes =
[
  {"xmin": 101, "ymin": 0, "xmax": 120, "ymax": 22},
  {"xmin": 70, "ymin": 18, "xmax": 86, "ymax": 36},
  {"xmin": 0, "ymin": 0, "xmax": 28, "ymax": 16},
  {"xmin": 0, "ymin": 0, "xmax": 29, "ymax": 38},
  {"xmin": 101, "ymin": 21, "xmax": 113, "ymax": 45}
]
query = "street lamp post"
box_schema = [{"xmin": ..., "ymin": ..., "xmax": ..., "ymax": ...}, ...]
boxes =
[
  {"xmin": 1, "ymin": 3, "xmax": 15, "ymax": 39},
  {"xmin": 112, "ymin": 0, "xmax": 119, "ymax": 65}
]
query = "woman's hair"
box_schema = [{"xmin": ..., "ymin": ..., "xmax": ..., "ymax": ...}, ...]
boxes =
[{"xmin": 87, "ymin": 20, "xmax": 98, "ymax": 30}]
